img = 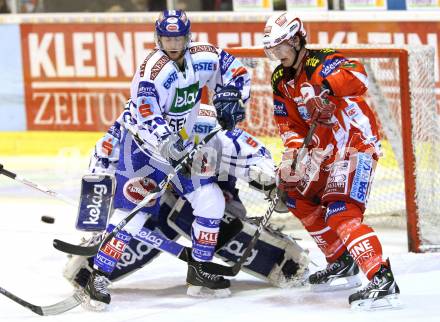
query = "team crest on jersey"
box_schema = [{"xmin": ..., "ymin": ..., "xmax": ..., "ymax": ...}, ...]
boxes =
[
  {"xmin": 274, "ymin": 99, "xmax": 288, "ymax": 116},
  {"xmin": 170, "ymin": 82, "xmax": 199, "ymax": 113}
]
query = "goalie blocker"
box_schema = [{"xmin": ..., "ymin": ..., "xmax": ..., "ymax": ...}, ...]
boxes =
[
  {"xmin": 64, "ymin": 187, "xmax": 309, "ymax": 290},
  {"xmin": 76, "ymin": 174, "xmax": 115, "ymax": 231}
]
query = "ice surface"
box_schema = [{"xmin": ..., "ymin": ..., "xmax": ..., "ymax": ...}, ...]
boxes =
[{"xmin": 0, "ymin": 157, "xmax": 439, "ymax": 322}]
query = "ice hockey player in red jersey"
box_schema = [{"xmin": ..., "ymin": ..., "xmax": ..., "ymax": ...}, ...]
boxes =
[{"xmin": 263, "ymin": 11, "xmax": 401, "ymax": 311}]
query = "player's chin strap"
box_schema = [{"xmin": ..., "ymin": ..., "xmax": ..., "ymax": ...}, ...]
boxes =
[{"xmin": 229, "ymin": 122, "xmax": 318, "ymax": 276}]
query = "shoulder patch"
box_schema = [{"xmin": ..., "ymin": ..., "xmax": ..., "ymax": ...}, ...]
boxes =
[
  {"xmin": 304, "ymin": 49, "xmax": 339, "ymax": 80},
  {"xmin": 150, "ymin": 55, "xmax": 171, "ymax": 81},
  {"xmin": 271, "ymin": 64, "xmax": 284, "ymax": 95},
  {"xmin": 140, "ymin": 50, "xmax": 158, "ymax": 78},
  {"xmin": 189, "ymin": 45, "xmax": 217, "ymax": 54}
]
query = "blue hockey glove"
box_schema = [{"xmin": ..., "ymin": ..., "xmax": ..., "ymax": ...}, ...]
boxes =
[{"xmin": 213, "ymin": 86, "xmax": 245, "ymax": 130}]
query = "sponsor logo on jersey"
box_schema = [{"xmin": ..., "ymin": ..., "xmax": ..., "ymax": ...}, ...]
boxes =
[
  {"xmin": 194, "ymin": 122, "xmax": 214, "ymax": 134},
  {"xmin": 324, "ymin": 160, "xmax": 349, "ymax": 196},
  {"xmin": 325, "ymin": 201, "xmax": 347, "ymax": 221},
  {"xmin": 189, "ymin": 45, "xmax": 217, "ymax": 54},
  {"xmin": 150, "ymin": 55, "xmax": 170, "ymax": 80},
  {"xmin": 139, "ymin": 101, "xmax": 153, "ymax": 118},
  {"xmin": 138, "ymin": 81, "xmax": 157, "ymax": 97},
  {"xmin": 170, "ymin": 82, "xmax": 199, "ymax": 113},
  {"xmin": 163, "ymin": 71, "xmax": 178, "ymax": 89},
  {"xmin": 198, "ymin": 108, "xmax": 216, "ymax": 118},
  {"xmin": 350, "ymin": 153, "xmax": 372, "ymax": 203},
  {"xmin": 140, "ymin": 50, "xmax": 157, "ymax": 77},
  {"xmin": 271, "ymin": 67, "xmax": 283, "ymax": 86},
  {"xmin": 123, "ymin": 177, "xmax": 157, "ymax": 206},
  {"xmin": 225, "ymin": 128, "xmax": 243, "ymax": 140},
  {"xmin": 306, "ymin": 56, "xmax": 320, "ymax": 67},
  {"xmin": 168, "ymin": 116, "xmax": 187, "ymax": 132},
  {"xmin": 274, "ymin": 99, "xmax": 288, "ymax": 116},
  {"xmin": 320, "ymin": 57, "xmax": 347, "ymax": 78},
  {"xmin": 193, "ymin": 61, "xmax": 217, "ymax": 72}
]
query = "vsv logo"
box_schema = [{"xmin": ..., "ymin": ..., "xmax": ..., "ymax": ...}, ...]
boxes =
[{"xmin": 83, "ymin": 184, "xmax": 107, "ymax": 225}]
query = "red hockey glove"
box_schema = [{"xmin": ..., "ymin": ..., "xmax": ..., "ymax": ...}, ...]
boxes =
[
  {"xmin": 276, "ymin": 148, "xmax": 302, "ymax": 192},
  {"xmin": 300, "ymin": 83, "xmax": 336, "ymax": 127}
]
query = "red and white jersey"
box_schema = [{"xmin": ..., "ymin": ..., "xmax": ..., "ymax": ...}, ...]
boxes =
[{"xmin": 271, "ymin": 48, "xmax": 382, "ymax": 167}]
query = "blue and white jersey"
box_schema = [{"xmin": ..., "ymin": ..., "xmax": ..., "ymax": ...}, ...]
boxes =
[{"xmin": 129, "ymin": 42, "xmax": 251, "ymax": 149}]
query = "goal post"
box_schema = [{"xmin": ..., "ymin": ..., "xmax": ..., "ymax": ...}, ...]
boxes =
[{"xmin": 225, "ymin": 45, "xmax": 440, "ymax": 253}]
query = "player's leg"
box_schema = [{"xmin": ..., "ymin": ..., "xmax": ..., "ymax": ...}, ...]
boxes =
[
  {"xmin": 183, "ymin": 182, "xmax": 231, "ymax": 297},
  {"xmin": 322, "ymin": 154, "xmax": 401, "ymax": 310},
  {"xmin": 286, "ymin": 192, "xmax": 361, "ymax": 291}
]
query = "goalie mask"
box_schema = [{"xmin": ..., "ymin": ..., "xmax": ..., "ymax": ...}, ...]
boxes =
[
  {"xmin": 263, "ymin": 12, "xmax": 307, "ymax": 62},
  {"xmin": 155, "ymin": 10, "xmax": 191, "ymax": 56}
]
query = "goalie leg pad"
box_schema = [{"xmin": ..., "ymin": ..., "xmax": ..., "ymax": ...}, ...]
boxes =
[
  {"xmin": 76, "ymin": 174, "xmax": 115, "ymax": 231},
  {"xmin": 166, "ymin": 196, "xmax": 310, "ymax": 288}
]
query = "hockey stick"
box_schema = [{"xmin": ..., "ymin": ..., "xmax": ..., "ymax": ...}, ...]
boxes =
[
  {"xmin": 0, "ymin": 286, "xmax": 85, "ymax": 316},
  {"xmin": 53, "ymin": 126, "xmax": 238, "ymax": 276},
  {"xmin": 0, "ymin": 163, "xmax": 77, "ymax": 206},
  {"xmin": 229, "ymin": 122, "xmax": 318, "ymax": 275}
]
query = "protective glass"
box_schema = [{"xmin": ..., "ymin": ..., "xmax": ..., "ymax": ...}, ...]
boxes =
[{"xmin": 264, "ymin": 41, "xmax": 293, "ymax": 61}]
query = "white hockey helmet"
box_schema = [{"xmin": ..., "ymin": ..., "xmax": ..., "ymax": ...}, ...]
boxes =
[{"xmin": 263, "ymin": 12, "xmax": 307, "ymax": 59}]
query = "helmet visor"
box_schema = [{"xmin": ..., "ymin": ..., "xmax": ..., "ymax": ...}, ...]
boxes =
[{"xmin": 264, "ymin": 41, "xmax": 293, "ymax": 61}]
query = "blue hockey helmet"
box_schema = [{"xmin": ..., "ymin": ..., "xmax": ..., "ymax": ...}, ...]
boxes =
[{"xmin": 155, "ymin": 10, "xmax": 191, "ymax": 38}]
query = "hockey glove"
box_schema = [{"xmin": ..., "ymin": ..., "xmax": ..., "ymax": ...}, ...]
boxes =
[
  {"xmin": 159, "ymin": 134, "xmax": 191, "ymax": 177},
  {"xmin": 300, "ymin": 82, "xmax": 336, "ymax": 127},
  {"xmin": 89, "ymin": 124, "xmax": 122, "ymax": 174},
  {"xmin": 276, "ymin": 148, "xmax": 302, "ymax": 192},
  {"xmin": 213, "ymin": 86, "xmax": 245, "ymax": 131}
]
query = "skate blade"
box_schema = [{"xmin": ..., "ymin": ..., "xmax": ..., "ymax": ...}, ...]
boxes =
[
  {"xmin": 81, "ymin": 297, "xmax": 108, "ymax": 311},
  {"xmin": 311, "ymin": 275, "xmax": 362, "ymax": 293},
  {"xmin": 187, "ymin": 285, "xmax": 231, "ymax": 298},
  {"xmin": 351, "ymin": 294, "xmax": 403, "ymax": 311}
]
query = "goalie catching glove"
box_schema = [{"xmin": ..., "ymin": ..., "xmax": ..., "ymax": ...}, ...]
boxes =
[
  {"xmin": 213, "ymin": 86, "xmax": 245, "ymax": 130},
  {"xmin": 300, "ymin": 82, "xmax": 336, "ymax": 127}
]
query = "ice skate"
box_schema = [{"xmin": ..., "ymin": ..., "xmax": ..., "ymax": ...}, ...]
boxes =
[
  {"xmin": 349, "ymin": 259, "xmax": 402, "ymax": 311},
  {"xmin": 84, "ymin": 270, "xmax": 111, "ymax": 307},
  {"xmin": 308, "ymin": 251, "xmax": 361, "ymax": 292},
  {"xmin": 186, "ymin": 259, "xmax": 231, "ymax": 298}
]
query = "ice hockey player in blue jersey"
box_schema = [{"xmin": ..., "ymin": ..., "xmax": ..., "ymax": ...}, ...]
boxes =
[{"xmin": 83, "ymin": 9, "xmax": 252, "ymax": 304}]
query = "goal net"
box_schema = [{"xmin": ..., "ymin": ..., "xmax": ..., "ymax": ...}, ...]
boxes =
[{"xmin": 222, "ymin": 45, "xmax": 440, "ymax": 253}]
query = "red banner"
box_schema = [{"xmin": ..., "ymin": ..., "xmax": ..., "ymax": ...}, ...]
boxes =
[{"xmin": 20, "ymin": 21, "xmax": 440, "ymax": 131}]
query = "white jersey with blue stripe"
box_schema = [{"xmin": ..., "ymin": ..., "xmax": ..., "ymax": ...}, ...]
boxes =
[{"xmin": 129, "ymin": 42, "xmax": 251, "ymax": 150}]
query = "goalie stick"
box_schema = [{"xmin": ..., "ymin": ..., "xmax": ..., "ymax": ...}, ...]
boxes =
[
  {"xmin": 229, "ymin": 122, "xmax": 318, "ymax": 275},
  {"xmin": 52, "ymin": 125, "xmax": 239, "ymax": 276},
  {"xmin": 0, "ymin": 286, "xmax": 85, "ymax": 316}
]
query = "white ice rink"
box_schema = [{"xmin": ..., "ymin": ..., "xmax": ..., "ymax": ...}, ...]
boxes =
[{"xmin": 0, "ymin": 157, "xmax": 439, "ymax": 322}]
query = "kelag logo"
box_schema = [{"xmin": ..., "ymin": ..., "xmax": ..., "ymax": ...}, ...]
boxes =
[{"xmin": 170, "ymin": 82, "xmax": 199, "ymax": 113}]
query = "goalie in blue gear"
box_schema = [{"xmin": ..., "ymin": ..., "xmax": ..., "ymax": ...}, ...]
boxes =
[{"xmin": 64, "ymin": 102, "xmax": 309, "ymax": 310}]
